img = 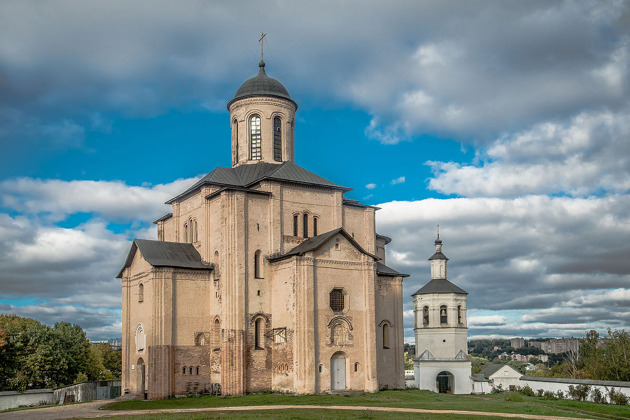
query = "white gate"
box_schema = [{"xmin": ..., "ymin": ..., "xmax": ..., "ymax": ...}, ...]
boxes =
[{"xmin": 331, "ymin": 353, "xmax": 346, "ymax": 390}]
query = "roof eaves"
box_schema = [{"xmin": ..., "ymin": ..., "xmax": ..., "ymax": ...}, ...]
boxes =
[
  {"xmin": 153, "ymin": 213, "xmax": 173, "ymax": 224},
  {"xmin": 205, "ymin": 186, "xmax": 272, "ymax": 201}
]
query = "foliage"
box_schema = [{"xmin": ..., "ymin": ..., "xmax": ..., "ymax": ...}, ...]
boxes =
[
  {"xmin": 470, "ymin": 356, "xmax": 488, "ymax": 374},
  {"xmin": 608, "ymin": 388, "xmax": 628, "ymax": 405},
  {"xmin": 555, "ymin": 390, "xmax": 564, "ymax": 399},
  {"xmin": 579, "ymin": 329, "xmax": 630, "ymax": 381},
  {"xmin": 567, "ymin": 384, "xmax": 590, "ymax": 401},
  {"xmin": 542, "ymin": 390, "xmax": 556, "ymax": 400},
  {"xmin": 520, "ymin": 385, "xmax": 534, "ymax": 397},
  {"xmin": 0, "ymin": 314, "xmax": 121, "ymax": 391},
  {"xmin": 591, "ymin": 387, "xmax": 606, "ymax": 404}
]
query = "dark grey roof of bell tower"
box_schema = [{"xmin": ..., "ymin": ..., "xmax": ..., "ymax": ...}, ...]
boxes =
[
  {"xmin": 227, "ymin": 60, "xmax": 297, "ymax": 109},
  {"xmin": 412, "ymin": 278, "xmax": 468, "ymax": 295}
]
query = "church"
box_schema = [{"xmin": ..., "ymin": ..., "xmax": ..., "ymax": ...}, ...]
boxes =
[{"xmin": 117, "ymin": 58, "xmax": 408, "ymax": 399}]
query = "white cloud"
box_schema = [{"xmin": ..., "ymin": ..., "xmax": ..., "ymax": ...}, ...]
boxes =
[
  {"xmin": 365, "ymin": 183, "xmax": 377, "ymax": 190},
  {"xmin": 428, "ymin": 109, "xmax": 630, "ymax": 197},
  {"xmin": 469, "ymin": 315, "xmax": 508, "ymax": 326},
  {"xmin": 391, "ymin": 176, "xmax": 406, "ymax": 185}
]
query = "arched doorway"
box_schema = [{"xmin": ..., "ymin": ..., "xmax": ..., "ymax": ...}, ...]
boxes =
[
  {"xmin": 137, "ymin": 358, "xmax": 146, "ymax": 397},
  {"xmin": 330, "ymin": 352, "xmax": 346, "ymax": 390},
  {"xmin": 436, "ymin": 371, "xmax": 454, "ymax": 393}
]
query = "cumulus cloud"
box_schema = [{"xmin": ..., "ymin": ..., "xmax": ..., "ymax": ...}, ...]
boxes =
[
  {"xmin": 378, "ymin": 196, "xmax": 630, "ymax": 340},
  {"xmin": 1, "ymin": 1, "xmax": 628, "ymax": 147},
  {"xmin": 428, "ymin": 110, "xmax": 630, "ymax": 197},
  {"xmin": 391, "ymin": 176, "xmax": 406, "ymax": 185},
  {"xmin": 366, "ymin": 183, "xmax": 377, "ymax": 190}
]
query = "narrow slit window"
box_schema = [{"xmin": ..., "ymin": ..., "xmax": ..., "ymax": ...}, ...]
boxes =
[
  {"xmin": 255, "ymin": 318, "xmax": 264, "ymax": 349},
  {"xmin": 138, "ymin": 283, "xmax": 144, "ymax": 303},
  {"xmin": 457, "ymin": 305, "xmax": 462, "ymax": 325},
  {"xmin": 250, "ymin": 115, "xmax": 261, "ymax": 160},
  {"xmin": 254, "ymin": 250, "xmax": 262, "ymax": 279},
  {"xmin": 273, "ymin": 117, "xmax": 282, "ymax": 161},
  {"xmin": 293, "ymin": 214, "xmax": 299, "ymax": 236},
  {"xmin": 313, "ymin": 217, "xmax": 318, "ymax": 236},
  {"xmin": 423, "ymin": 306, "xmax": 429, "ymax": 326},
  {"xmin": 383, "ymin": 324, "xmax": 390, "ymax": 349},
  {"xmin": 303, "ymin": 214, "xmax": 309, "ymax": 238},
  {"xmin": 233, "ymin": 118, "xmax": 239, "ymax": 163}
]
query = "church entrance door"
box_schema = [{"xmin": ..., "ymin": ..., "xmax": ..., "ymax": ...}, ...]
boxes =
[
  {"xmin": 436, "ymin": 371, "xmax": 453, "ymax": 393},
  {"xmin": 137, "ymin": 358, "xmax": 146, "ymax": 398},
  {"xmin": 330, "ymin": 352, "xmax": 346, "ymax": 390}
]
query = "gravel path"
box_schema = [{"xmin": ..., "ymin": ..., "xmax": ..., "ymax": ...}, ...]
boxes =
[{"xmin": 0, "ymin": 402, "xmax": 596, "ymax": 420}]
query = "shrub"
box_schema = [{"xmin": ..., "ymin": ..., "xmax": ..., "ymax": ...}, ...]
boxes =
[
  {"xmin": 491, "ymin": 384, "xmax": 504, "ymax": 394},
  {"xmin": 556, "ymin": 390, "xmax": 564, "ymax": 399},
  {"xmin": 543, "ymin": 390, "xmax": 557, "ymax": 400},
  {"xmin": 536, "ymin": 389, "xmax": 544, "ymax": 397},
  {"xmin": 591, "ymin": 388, "xmax": 606, "ymax": 404},
  {"xmin": 568, "ymin": 384, "xmax": 590, "ymax": 401},
  {"xmin": 608, "ymin": 388, "xmax": 629, "ymax": 405},
  {"xmin": 520, "ymin": 385, "xmax": 535, "ymax": 397},
  {"xmin": 503, "ymin": 391, "xmax": 524, "ymax": 402}
]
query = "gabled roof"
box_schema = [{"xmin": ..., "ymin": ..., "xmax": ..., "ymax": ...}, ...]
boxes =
[
  {"xmin": 153, "ymin": 213, "xmax": 173, "ymax": 224},
  {"xmin": 116, "ymin": 239, "xmax": 213, "ymax": 278},
  {"xmin": 268, "ymin": 228, "xmax": 377, "ymax": 262},
  {"xmin": 376, "ymin": 262, "xmax": 409, "ymax": 278},
  {"xmin": 412, "ymin": 278, "xmax": 468, "ymax": 295},
  {"xmin": 429, "ymin": 251, "xmax": 448, "ymax": 261},
  {"xmin": 477, "ymin": 363, "xmax": 520, "ymax": 380},
  {"xmin": 166, "ymin": 161, "xmax": 350, "ymax": 204}
]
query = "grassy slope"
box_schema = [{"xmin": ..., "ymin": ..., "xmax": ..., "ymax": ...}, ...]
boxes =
[{"xmin": 102, "ymin": 389, "xmax": 630, "ymax": 418}]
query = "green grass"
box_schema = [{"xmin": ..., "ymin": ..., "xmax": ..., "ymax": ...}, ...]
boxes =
[
  {"xmin": 101, "ymin": 389, "xmax": 630, "ymax": 419},
  {"xmin": 101, "ymin": 410, "xmax": 511, "ymax": 420}
]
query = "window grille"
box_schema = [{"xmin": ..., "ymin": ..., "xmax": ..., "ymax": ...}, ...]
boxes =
[
  {"xmin": 330, "ymin": 289, "xmax": 344, "ymax": 312},
  {"xmin": 250, "ymin": 115, "xmax": 261, "ymax": 160},
  {"xmin": 273, "ymin": 117, "xmax": 282, "ymax": 161}
]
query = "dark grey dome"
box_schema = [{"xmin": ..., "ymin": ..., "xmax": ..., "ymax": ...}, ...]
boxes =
[{"xmin": 227, "ymin": 61, "xmax": 297, "ymax": 109}]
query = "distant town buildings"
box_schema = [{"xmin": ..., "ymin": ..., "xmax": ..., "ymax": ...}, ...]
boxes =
[
  {"xmin": 527, "ymin": 338, "xmax": 580, "ymax": 354},
  {"xmin": 510, "ymin": 337, "xmax": 525, "ymax": 349}
]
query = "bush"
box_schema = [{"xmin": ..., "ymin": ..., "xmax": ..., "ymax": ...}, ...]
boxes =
[
  {"xmin": 568, "ymin": 384, "xmax": 590, "ymax": 401},
  {"xmin": 591, "ymin": 388, "xmax": 606, "ymax": 404},
  {"xmin": 503, "ymin": 391, "xmax": 524, "ymax": 402},
  {"xmin": 556, "ymin": 390, "xmax": 564, "ymax": 399},
  {"xmin": 608, "ymin": 388, "xmax": 629, "ymax": 405},
  {"xmin": 520, "ymin": 385, "xmax": 535, "ymax": 397},
  {"xmin": 491, "ymin": 384, "xmax": 503, "ymax": 394},
  {"xmin": 536, "ymin": 389, "xmax": 544, "ymax": 397},
  {"xmin": 542, "ymin": 390, "xmax": 557, "ymax": 400}
]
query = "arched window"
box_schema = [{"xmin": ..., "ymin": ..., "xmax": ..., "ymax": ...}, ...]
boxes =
[
  {"xmin": 138, "ymin": 283, "xmax": 144, "ymax": 303},
  {"xmin": 457, "ymin": 305, "xmax": 463, "ymax": 325},
  {"xmin": 195, "ymin": 333, "xmax": 205, "ymax": 346},
  {"xmin": 313, "ymin": 217, "xmax": 318, "ymax": 236},
  {"xmin": 182, "ymin": 366, "xmax": 186, "ymax": 375},
  {"xmin": 440, "ymin": 305, "xmax": 448, "ymax": 324},
  {"xmin": 193, "ymin": 219, "xmax": 198, "ymax": 242},
  {"xmin": 330, "ymin": 288, "xmax": 344, "ymax": 312},
  {"xmin": 383, "ymin": 324, "xmax": 390, "ymax": 349},
  {"xmin": 233, "ymin": 118, "xmax": 239, "ymax": 163},
  {"xmin": 254, "ymin": 250, "xmax": 262, "ymax": 279},
  {"xmin": 189, "ymin": 366, "xmax": 193, "ymax": 375},
  {"xmin": 273, "ymin": 116, "xmax": 282, "ymax": 161},
  {"xmin": 250, "ymin": 115, "xmax": 261, "ymax": 160},
  {"xmin": 255, "ymin": 318, "xmax": 264, "ymax": 350},
  {"xmin": 293, "ymin": 214, "xmax": 299, "ymax": 236},
  {"xmin": 423, "ymin": 306, "xmax": 429, "ymax": 326},
  {"xmin": 184, "ymin": 222, "xmax": 188, "ymax": 242},
  {"xmin": 135, "ymin": 324, "xmax": 146, "ymax": 352},
  {"xmin": 303, "ymin": 213, "xmax": 309, "ymax": 238},
  {"xmin": 354, "ymin": 362, "xmax": 359, "ymax": 372},
  {"xmin": 196, "ymin": 366, "xmax": 200, "ymax": 375}
]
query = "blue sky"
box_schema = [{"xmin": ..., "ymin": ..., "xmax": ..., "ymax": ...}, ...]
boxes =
[{"xmin": 1, "ymin": 0, "xmax": 629, "ymax": 342}]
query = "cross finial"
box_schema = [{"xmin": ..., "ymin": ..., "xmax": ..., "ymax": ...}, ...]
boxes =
[
  {"xmin": 259, "ymin": 32, "xmax": 266, "ymax": 61},
  {"xmin": 436, "ymin": 223, "xmax": 440, "ymax": 239}
]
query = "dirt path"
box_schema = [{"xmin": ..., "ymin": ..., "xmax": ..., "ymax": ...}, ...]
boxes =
[{"xmin": 0, "ymin": 402, "xmax": 597, "ymax": 420}]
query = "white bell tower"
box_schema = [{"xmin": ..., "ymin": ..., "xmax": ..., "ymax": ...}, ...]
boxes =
[{"xmin": 412, "ymin": 233, "xmax": 472, "ymax": 394}]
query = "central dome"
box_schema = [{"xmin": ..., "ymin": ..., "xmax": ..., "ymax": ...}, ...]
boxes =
[{"xmin": 227, "ymin": 60, "xmax": 297, "ymax": 109}]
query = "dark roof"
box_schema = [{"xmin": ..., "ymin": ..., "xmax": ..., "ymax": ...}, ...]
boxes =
[
  {"xmin": 521, "ymin": 376, "xmax": 630, "ymax": 387},
  {"xmin": 116, "ymin": 239, "xmax": 213, "ymax": 278},
  {"xmin": 227, "ymin": 60, "xmax": 298, "ymax": 110},
  {"xmin": 153, "ymin": 213, "xmax": 173, "ymax": 224},
  {"xmin": 477, "ymin": 363, "xmax": 505, "ymax": 379},
  {"xmin": 268, "ymin": 228, "xmax": 377, "ymax": 262},
  {"xmin": 376, "ymin": 233, "xmax": 392, "ymax": 245},
  {"xmin": 342, "ymin": 198, "xmax": 380, "ymax": 210},
  {"xmin": 412, "ymin": 278, "xmax": 468, "ymax": 295},
  {"xmin": 166, "ymin": 161, "xmax": 350, "ymax": 204},
  {"xmin": 376, "ymin": 262, "xmax": 409, "ymax": 278},
  {"xmin": 429, "ymin": 251, "xmax": 448, "ymax": 261}
]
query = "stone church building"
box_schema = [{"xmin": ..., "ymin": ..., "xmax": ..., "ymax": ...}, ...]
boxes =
[{"xmin": 117, "ymin": 60, "xmax": 408, "ymax": 399}]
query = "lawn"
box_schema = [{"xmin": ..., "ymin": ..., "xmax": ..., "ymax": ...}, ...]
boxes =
[{"xmin": 102, "ymin": 389, "xmax": 630, "ymax": 419}]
